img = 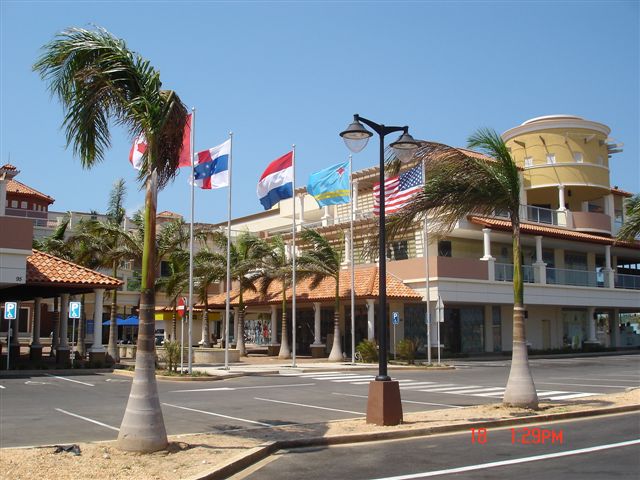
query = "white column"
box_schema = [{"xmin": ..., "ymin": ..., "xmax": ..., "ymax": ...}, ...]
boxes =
[
  {"xmin": 558, "ymin": 185, "xmax": 566, "ymax": 211},
  {"xmin": 90, "ymin": 289, "xmax": 105, "ymax": 352},
  {"xmin": 298, "ymin": 193, "xmax": 305, "ymax": 224},
  {"xmin": 603, "ymin": 245, "xmax": 614, "ymax": 288},
  {"xmin": 587, "ymin": 307, "xmax": 598, "ymax": 343},
  {"xmin": 58, "ymin": 293, "xmax": 69, "ymax": 349},
  {"xmin": 321, "ymin": 206, "xmax": 330, "ymax": 226},
  {"xmin": 270, "ymin": 305, "xmax": 278, "ymax": 344},
  {"xmin": 481, "ymin": 228, "xmax": 494, "ymax": 260},
  {"xmin": 533, "ymin": 235, "xmax": 547, "ymax": 284},
  {"xmin": 313, "ymin": 302, "xmax": 322, "ymax": 345},
  {"xmin": 0, "ymin": 179, "xmax": 7, "ymax": 216},
  {"xmin": 366, "ymin": 299, "xmax": 375, "ymax": 340},
  {"xmin": 31, "ymin": 297, "xmax": 42, "ymax": 347},
  {"xmin": 343, "ymin": 232, "xmax": 350, "ymax": 266},
  {"xmin": 352, "ymin": 179, "xmax": 359, "ymax": 218}
]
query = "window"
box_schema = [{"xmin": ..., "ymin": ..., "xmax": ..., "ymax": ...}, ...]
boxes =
[
  {"xmin": 387, "ymin": 240, "xmax": 408, "ymax": 261},
  {"xmin": 20, "ymin": 201, "xmax": 27, "ymax": 209},
  {"xmin": 11, "ymin": 200, "xmax": 18, "ymax": 208},
  {"xmin": 546, "ymin": 154, "xmax": 556, "ymax": 165},
  {"xmin": 438, "ymin": 241, "xmax": 452, "ymax": 257},
  {"xmin": 573, "ymin": 152, "xmax": 583, "ymax": 163},
  {"xmin": 524, "ymin": 156, "xmax": 533, "ymax": 167}
]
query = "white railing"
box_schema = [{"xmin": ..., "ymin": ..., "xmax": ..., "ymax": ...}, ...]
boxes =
[
  {"xmin": 614, "ymin": 273, "xmax": 640, "ymax": 290},
  {"xmin": 546, "ymin": 267, "xmax": 599, "ymax": 287},
  {"xmin": 494, "ymin": 263, "xmax": 535, "ymax": 283}
]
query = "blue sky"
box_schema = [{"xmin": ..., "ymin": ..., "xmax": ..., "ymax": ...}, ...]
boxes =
[{"xmin": 1, "ymin": 1, "xmax": 638, "ymax": 223}]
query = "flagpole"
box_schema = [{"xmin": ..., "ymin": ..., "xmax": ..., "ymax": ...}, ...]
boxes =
[
  {"xmin": 350, "ymin": 155, "xmax": 355, "ymax": 365},
  {"xmin": 422, "ymin": 159, "xmax": 431, "ymax": 365},
  {"xmin": 291, "ymin": 144, "xmax": 297, "ymax": 368},
  {"xmin": 187, "ymin": 107, "xmax": 196, "ymax": 375},
  {"xmin": 224, "ymin": 132, "xmax": 233, "ymax": 370}
]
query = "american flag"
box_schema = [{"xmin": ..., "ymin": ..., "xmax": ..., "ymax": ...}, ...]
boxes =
[{"xmin": 373, "ymin": 164, "xmax": 423, "ymax": 215}]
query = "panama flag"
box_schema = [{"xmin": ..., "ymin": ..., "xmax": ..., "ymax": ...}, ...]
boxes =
[
  {"xmin": 129, "ymin": 133, "xmax": 147, "ymax": 170},
  {"xmin": 191, "ymin": 139, "xmax": 230, "ymax": 189},
  {"xmin": 257, "ymin": 151, "xmax": 293, "ymax": 210}
]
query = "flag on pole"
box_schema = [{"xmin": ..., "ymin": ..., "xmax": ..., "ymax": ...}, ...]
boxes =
[
  {"xmin": 191, "ymin": 139, "xmax": 231, "ymax": 189},
  {"xmin": 373, "ymin": 164, "xmax": 423, "ymax": 215},
  {"xmin": 257, "ymin": 151, "xmax": 293, "ymax": 210},
  {"xmin": 129, "ymin": 133, "xmax": 147, "ymax": 170},
  {"xmin": 177, "ymin": 113, "xmax": 193, "ymax": 168},
  {"xmin": 307, "ymin": 161, "xmax": 350, "ymax": 207}
]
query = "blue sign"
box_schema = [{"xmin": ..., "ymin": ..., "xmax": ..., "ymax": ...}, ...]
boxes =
[
  {"xmin": 69, "ymin": 301, "xmax": 82, "ymax": 319},
  {"xmin": 392, "ymin": 311, "xmax": 400, "ymax": 325},
  {"xmin": 4, "ymin": 302, "xmax": 17, "ymax": 320}
]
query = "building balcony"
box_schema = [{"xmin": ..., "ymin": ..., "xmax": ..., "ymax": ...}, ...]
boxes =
[
  {"xmin": 570, "ymin": 211, "xmax": 612, "ymax": 235},
  {"xmin": 4, "ymin": 208, "xmax": 48, "ymax": 220}
]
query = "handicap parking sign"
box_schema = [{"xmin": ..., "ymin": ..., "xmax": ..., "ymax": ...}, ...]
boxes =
[
  {"xmin": 392, "ymin": 311, "xmax": 400, "ymax": 325},
  {"xmin": 4, "ymin": 302, "xmax": 17, "ymax": 320},
  {"xmin": 69, "ymin": 301, "xmax": 82, "ymax": 319}
]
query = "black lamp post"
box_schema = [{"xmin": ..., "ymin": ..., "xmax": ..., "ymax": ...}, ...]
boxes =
[{"xmin": 340, "ymin": 114, "xmax": 419, "ymax": 424}]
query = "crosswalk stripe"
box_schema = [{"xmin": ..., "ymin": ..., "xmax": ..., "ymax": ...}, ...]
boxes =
[
  {"xmin": 280, "ymin": 372, "xmax": 341, "ymax": 377},
  {"xmin": 415, "ymin": 384, "xmax": 458, "ymax": 392},
  {"xmin": 446, "ymin": 387, "xmax": 505, "ymax": 394},
  {"xmin": 548, "ymin": 392, "xmax": 596, "ymax": 400},
  {"xmin": 331, "ymin": 376, "xmax": 376, "ymax": 382},
  {"xmin": 311, "ymin": 374, "xmax": 365, "ymax": 380},
  {"xmin": 400, "ymin": 382, "xmax": 438, "ymax": 389}
]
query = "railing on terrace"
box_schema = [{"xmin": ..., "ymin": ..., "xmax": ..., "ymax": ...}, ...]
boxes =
[
  {"xmin": 5, "ymin": 208, "xmax": 48, "ymax": 220},
  {"xmin": 495, "ymin": 205, "xmax": 567, "ymax": 227},
  {"xmin": 266, "ymin": 210, "xmax": 376, "ymax": 235},
  {"xmin": 495, "ymin": 263, "xmax": 535, "ymax": 283},
  {"xmin": 615, "ymin": 273, "xmax": 640, "ymax": 290},
  {"xmin": 546, "ymin": 267, "xmax": 599, "ymax": 287}
]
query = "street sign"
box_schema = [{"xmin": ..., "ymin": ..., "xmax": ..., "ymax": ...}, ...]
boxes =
[
  {"xmin": 3, "ymin": 302, "xmax": 17, "ymax": 320},
  {"xmin": 177, "ymin": 297, "xmax": 187, "ymax": 317},
  {"xmin": 436, "ymin": 296, "xmax": 445, "ymax": 323},
  {"xmin": 392, "ymin": 311, "xmax": 400, "ymax": 325},
  {"xmin": 69, "ymin": 301, "xmax": 81, "ymax": 319}
]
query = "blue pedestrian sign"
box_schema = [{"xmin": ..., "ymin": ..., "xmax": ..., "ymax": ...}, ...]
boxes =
[
  {"xmin": 69, "ymin": 301, "xmax": 82, "ymax": 319},
  {"xmin": 392, "ymin": 311, "xmax": 400, "ymax": 325},
  {"xmin": 4, "ymin": 302, "xmax": 17, "ymax": 320}
]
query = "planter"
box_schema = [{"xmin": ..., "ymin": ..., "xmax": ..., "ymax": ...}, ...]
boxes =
[{"xmin": 193, "ymin": 348, "xmax": 240, "ymax": 364}]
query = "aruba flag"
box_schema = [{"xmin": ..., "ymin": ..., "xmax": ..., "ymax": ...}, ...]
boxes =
[
  {"xmin": 307, "ymin": 161, "xmax": 350, "ymax": 207},
  {"xmin": 257, "ymin": 151, "xmax": 293, "ymax": 210}
]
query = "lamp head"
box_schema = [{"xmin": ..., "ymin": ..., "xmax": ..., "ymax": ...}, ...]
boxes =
[
  {"xmin": 340, "ymin": 117, "xmax": 372, "ymax": 153},
  {"xmin": 390, "ymin": 130, "xmax": 420, "ymax": 163}
]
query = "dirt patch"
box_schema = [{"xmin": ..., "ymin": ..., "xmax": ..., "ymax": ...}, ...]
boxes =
[{"xmin": 2, "ymin": 389, "xmax": 638, "ymax": 480}]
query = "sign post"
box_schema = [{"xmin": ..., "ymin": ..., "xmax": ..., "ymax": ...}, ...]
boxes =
[
  {"xmin": 4, "ymin": 302, "xmax": 17, "ymax": 370},
  {"xmin": 392, "ymin": 311, "xmax": 400, "ymax": 360},
  {"xmin": 69, "ymin": 301, "xmax": 81, "ymax": 366},
  {"xmin": 436, "ymin": 296, "xmax": 444, "ymax": 365},
  {"xmin": 177, "ymin": 297, "xmax": 186, "ymax": 374}
]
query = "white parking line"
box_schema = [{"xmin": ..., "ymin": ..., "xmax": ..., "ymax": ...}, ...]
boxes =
[
  {"xmin": 170, "ymin": 383, "xmax": 315, "ymax": 393},
  {"xmin": 162, "ymin": 403, "xmax": 274, "ymax": 426},
  {"xmin": 536, "ymin": 382, "xmax": 630, "ymax": 388},
  {"xmin": 332, "ymin": 392, "xmax": 463, "ymax": 409},
  {"xmin": 45, "ymin": 374, "xmax": 94, "ymax": 386},
  {"xmin": 254, "ymin": 397, "xmax": 365, "ymax": 415},
  {"xmin": 55, "ymin": 408, "xmax": 119, "ymax": 431},
  {"xmin": 547, "ymin": 392, "xmax": 596, "ymax": 400},
  {"xmin": 535, "ymin": 391, "xmax": 571, "ymax": 398},
  {"xmin": 369, "ymin": 439, "xmax": 640, "ymax": 479},
  {"xmin": 0, "ymin": 385, "xmax": 5, "ymax": 389},
  {"xmin": 552, "ymin": 377, "xmax": 640, "ymax": 383}
]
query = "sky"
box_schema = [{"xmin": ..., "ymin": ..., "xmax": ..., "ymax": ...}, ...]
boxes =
[{"xmin": 1, "ymin": 1, "xmax": 638, "ymax": 224}]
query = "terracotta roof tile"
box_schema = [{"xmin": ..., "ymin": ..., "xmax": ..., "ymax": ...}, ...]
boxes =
[
  {"xmin": 203, "ymin": 266, "xmax": 421, "ymax": 308},
  {"xmin": 157, "ymin": 210, "xmax": 182, "ymax": 218},
  {"xmin": 27, "ymin": 250, "xmax": 122, "ymax": 287},
  {"xmin": 1, "ymin": 163, "xmax": 17, "ymax": 171},
  {"xmin": 468, "ymin": 215, "xmax": 640, "ymax": 250},
  {"xmin": 611, "ymin": 187, "xmax": 634, "ymax": 198},
  {"xmin": 7, "ymin": 179, "xmax": 55, "ymax": 204}
]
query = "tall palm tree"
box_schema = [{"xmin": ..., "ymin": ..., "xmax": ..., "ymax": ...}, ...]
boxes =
[
  {"xmin": 34, "ymin": 26, "xmax": 188, "ymax": 452},
  {"xmin": 298, "ymin": 229, "xmax": 344, "ymax": 361},
  {"xmin": 256, "ymin": 235, "xmax": 294, "ymax": 359},
  {"xmin": 33, "ymin": 213, "xmax": 71, "ymax": 259},
  {"xmin": 617, "ymin": 194, "xmax": 640, "ymax": 242},
  {"xmin": 388, "ymin": 129, "xmax": 538, "ymax": 409}
]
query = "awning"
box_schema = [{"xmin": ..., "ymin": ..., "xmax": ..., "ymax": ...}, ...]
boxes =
[{"xmin": 102, "ymin": 315, "xmax": 139, "ymax": 326}]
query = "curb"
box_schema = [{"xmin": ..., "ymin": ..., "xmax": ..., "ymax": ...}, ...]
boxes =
[
  {"xmin": 110, "ymin": 369, "xmax": 244, "ymax": 381},
  {"xmin": 188, "ymin": 403, "xmax": 640, "ymax": 480}
]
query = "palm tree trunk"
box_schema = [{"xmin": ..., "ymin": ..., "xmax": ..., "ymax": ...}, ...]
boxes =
[
  {"xmin": 328, "ymin": 275, "xmax": 343, "ymax": 362},
  {"xmin": 503, "ymin": 221, "xmax": 539, "ymax": 409},
  {"xmin": 278, "ymin": 285, "xmax": 291, "ymax": 359},
  {"xmin": 117, "ymin": 168, "xmax": 168, "ymax": 453},
  {"xmin": 171, "ymin": 306, "xmax": 177, "ymax": 342},
  {"xmin": 201, "ymin": 296, "xmax": 210, "ymax": 348},
  {"xmin": 107, "ymin": 261, "xmax": 120, "ymax": 362},
  {"xmin": 237, "ymin": 291, "xmax": 246, "ymax": 356}
]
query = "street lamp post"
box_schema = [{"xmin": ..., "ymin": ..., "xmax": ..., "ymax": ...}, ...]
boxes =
[{"xmin": 340, "ymin": 114, "xmax": 419, "ymax": 425}]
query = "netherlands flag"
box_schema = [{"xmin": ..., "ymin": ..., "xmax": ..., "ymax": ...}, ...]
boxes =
[
  {"xmin": 257, "ymin": 151, "xmax": 293, "ymax": 210},
  {"xmin": 191, "ymin": 139, "xmax": 230, "ymax": 189}
]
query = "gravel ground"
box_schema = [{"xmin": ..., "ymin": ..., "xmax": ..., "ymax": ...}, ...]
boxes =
[{"xmin": 2, "ymin": 389, "xmax": 637, "ymax": 480}]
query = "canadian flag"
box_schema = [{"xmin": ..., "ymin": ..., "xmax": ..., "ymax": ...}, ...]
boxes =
[{"xmin": 129, "ymin": 133, "xmax": 147, "ymax": 170}]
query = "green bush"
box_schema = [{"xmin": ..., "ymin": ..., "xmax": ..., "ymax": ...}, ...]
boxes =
[
  {"xmin": 356, "ymin": 339, "xmax": 378, "ymax": 363},
  {"xmin": 161, "ymin": 341, "xmax": 181, "ymax": 372},
  {"xmin": 396, "ymin": 338, "xmax": 421, "ymax": 365}
]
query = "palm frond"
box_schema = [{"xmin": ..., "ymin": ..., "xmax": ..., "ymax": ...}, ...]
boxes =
[{"xmin": 616, "ymin": 193, "xmax": 640, "ymax": 242}]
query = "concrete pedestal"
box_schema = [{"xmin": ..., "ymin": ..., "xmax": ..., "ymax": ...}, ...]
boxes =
[
  {"xmin": 29, "ymin": 345, "xmax": 43, "ymax": 362},
  {"xmin": 267, "ymin": 344, "xmax": 280, "ymax": 356},
  {"xmin": 366, "ymin": 380, "xmax": 403, "ymax": 426},
  {"xmin": 310, "ymin": 344, "xmax": 326, "ymax": 358},
  {"xmin": 89, "ymin": 350, "xmax": 107, "ymax": 365},
  {"xmin": 56, "ymin": 348, "xmax": 71, "ymax": 366}
]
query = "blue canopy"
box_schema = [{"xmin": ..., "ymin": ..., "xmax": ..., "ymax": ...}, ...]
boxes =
[{"xmin": 102, "ymin": 315, "xmax": 139, "ymax": 326}]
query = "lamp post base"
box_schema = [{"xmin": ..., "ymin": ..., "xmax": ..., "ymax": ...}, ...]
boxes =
[{"xmin": 366, "ymin": 379, "xmax": 403, "ymax": 426}]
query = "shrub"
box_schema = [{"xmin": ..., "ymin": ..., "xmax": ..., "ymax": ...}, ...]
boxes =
[
  {"xmin": 396, "ymin": 338, "xmax": 421, "ymax": 365},
  {"xmin": 161, "ymin": 341, "xmax": 181, "ymax": 372},
  {"xmin": 356, "ymin": 339, "xmax": 378, "ymax": 363}
]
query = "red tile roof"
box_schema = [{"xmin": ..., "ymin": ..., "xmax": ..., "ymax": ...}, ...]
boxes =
[
  {"xmin": 157, "ymin": 210, "xmax": 182, "ymax": 218},
  {"xmin": 468, "ymin": 215, "xmax": 640, "ymax": 250},
  {"xmin": 7, "ymin": 179, "xmax": 55, "ymax": 204},
  {"xmin": 1, "ymin": 163, "xmax": 17, "ymax": 171},
  {"xmin": 27, "ymin": 250, "xmax": 123, "ymax": 288},
  {"xmin": 611, "ymin": 187, "xmax": 634, "ymax": 198},
  {"xmin": 203, "ymin": 266, "xmax": 421, "ymax": 308}
]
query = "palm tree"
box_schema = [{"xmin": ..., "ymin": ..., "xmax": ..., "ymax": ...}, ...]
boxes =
[
  {"xmin": 34, "ymin": 27, "xmax": 188, "ymax": 452},
  {"xmin": 193, "ymin": 248, "xmax": 225, "ymax": 348},
  {"xmin": 617, "ymin": 194, "xmax": 640, "ymax": 242},
  {"xmin": 298, "ymin": 229, "xmax": 344, "ymax": 361},
  {"xmin": 387, "ymin": 129, "xmax": 538, "ymax": 409},
  {"xmin": 33, "ymin": 213, "xmax": 71, "ymax": 259},
  {"xmin": 256, "ymin": 235, "xmax": 294, "ymax": 359}
]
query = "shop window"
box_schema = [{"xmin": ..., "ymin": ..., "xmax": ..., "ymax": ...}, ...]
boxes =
[{"xmin": 438, "ymin": 241, "xmax": 452, "ymax": 257}]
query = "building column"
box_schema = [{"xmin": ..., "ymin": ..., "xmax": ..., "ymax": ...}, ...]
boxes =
[
  {"xmin": 480, "ymin": 228, "xmax": 495, "ymax": 281},
  {"xmin": 604, "ymin": 194, "xmax": 615, "ymax": 233},
  {"xmin": 604, "ymin": 245, "xmax": 615, "ymax": 288},
  {"xmin": 310, "ymin": 302, "xmax": 325, "ymax": 358},
  {"xmin": 0, "ymin": 179, "xmax": 7, "ymax": 216},
  {"xmin": 533, "ymin": 235, "xmax": 547, "ymax": 284},
  {"xmin": 352, "ymin": 179, "xmax": 359, "ymax": 218},
  {"xmin": 89, "ymin": 289, "xmax": 105, "ymax": 356},
  {"xmin": 342, "ymin": 232, "xmax": 350, "ymax": 266},
  {"xmin": 558, "ymin": 185, "xmax": 566, "ymax": 211},
  {"xmin": 298, "ymin": 193, "xmax": 305, "ymax": 224},
  {"xmin": 586, "ymin": 307, "xmax": 598, "ymax": 344},
  {"xmin": 321, "ymin": 206, "xmax": 331, "ymax": 226},
  {"xmin": 56, "ymin": 293, "xmax": 70, "ymax": 364},
  {"xmin": 30, "ymin": 297, "xmax": 43, "ymax": 361},
  {"xmin": 366, "ymin": 299, "xmax": 375, "ymax": 340}
]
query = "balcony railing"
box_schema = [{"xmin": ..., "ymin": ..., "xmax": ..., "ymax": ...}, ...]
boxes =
[
  {"xmin": 614, "ymin": 273, "xmax": 640, "ymax": 290},
  {"xmin": 546, "ymin": 267, "xmax": 598, "ymax": 287},
  {"xmin": 495, "ymin": 263, "xmax": 535, "ymax": 283},
  {"xmin": 5, "ymin": 208, "xmax": 48, "ymax": 220}
]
